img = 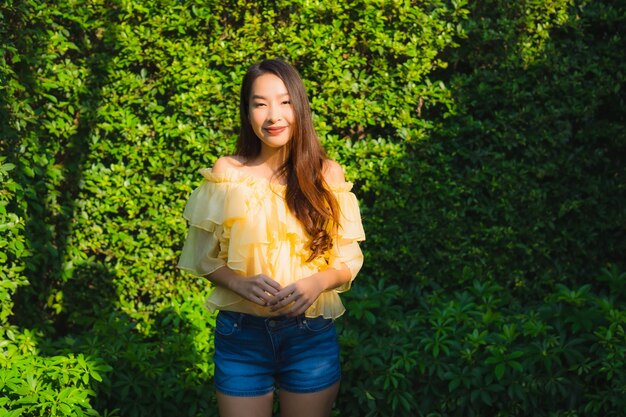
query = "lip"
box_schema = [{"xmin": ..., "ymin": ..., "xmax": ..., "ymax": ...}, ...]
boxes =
[{"xmin": 264, "ymin": 126, "xmax": 287, "ymax": 135}]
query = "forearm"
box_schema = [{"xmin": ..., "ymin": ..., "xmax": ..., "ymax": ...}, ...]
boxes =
[
  {"xmin": 311, "ymin": 264, "xmax": 352, "ymax": 292},
  {"xmin": 205, "ymin": 265, "xmax": 242, "ymax": 292}
]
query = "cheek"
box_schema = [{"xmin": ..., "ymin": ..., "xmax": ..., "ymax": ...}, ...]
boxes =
[{"xmin": 249, "ymin": 111, "xmax": 263, "ymax": 129}]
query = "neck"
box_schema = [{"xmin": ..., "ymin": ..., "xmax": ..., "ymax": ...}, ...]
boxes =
[
  {"xmin": 257, "ymin": 145, "xmax": 288, "ymax": 172},
  {"xmin": 245, "ymin": 145, "xmax": 289, "ymax": 182}
]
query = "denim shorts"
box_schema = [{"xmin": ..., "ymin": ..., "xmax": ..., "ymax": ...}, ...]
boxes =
[{"xmin": 213, "ymin": 310, "xmax": 341, "ymax": 397}]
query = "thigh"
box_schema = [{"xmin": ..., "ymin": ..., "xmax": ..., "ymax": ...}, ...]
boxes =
[
  {"xmin": 279, "ymin": 381, "xmax": 340, "ymax": 417},
  {"xmin": 217, "ymin": 391, "xmax": 274, "ymax": 417}
]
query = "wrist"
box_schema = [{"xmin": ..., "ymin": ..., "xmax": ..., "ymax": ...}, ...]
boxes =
[
  {"xmin": 306, "ymin": 272, "xmax": 331, "ymax": 293},
  {"xmin": 312, "ymin": 267, "xmax": 351, "ymax": 292},
  {"xmin": 226, "ymin": 276, "xmax": 240, "ymax": 293}
]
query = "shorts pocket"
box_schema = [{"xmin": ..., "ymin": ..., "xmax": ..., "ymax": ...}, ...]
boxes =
[
  {"xmin": 302, "ymin": 316, "xmax": 334, "ymax": 333},
  {"xmin": 215, "ymin": 311, "xmax": 241, "ymax": 337}
]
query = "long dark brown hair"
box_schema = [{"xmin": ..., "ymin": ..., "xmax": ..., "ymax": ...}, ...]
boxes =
[{"xmin": 236, "ymin": 59, "xmax": 339, "ymax": 262}]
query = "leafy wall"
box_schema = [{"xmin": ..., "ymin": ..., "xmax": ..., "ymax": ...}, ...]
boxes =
[{"xmin": 1, "ymin": 0, "xmax": 624, "ymax": 416}]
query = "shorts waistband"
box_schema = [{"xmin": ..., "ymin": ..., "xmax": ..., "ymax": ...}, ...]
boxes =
[{"xmin": 219, "ymin": 310, "xmax": 310, "ymax": 331}]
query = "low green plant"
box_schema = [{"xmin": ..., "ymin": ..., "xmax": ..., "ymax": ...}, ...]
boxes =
[
  {"xmin": 338, "ymin": 270, "xmax": 626, "ymax": 416},
  {"xmin": 0, "ymin": 327, "xmax": 111, "ymax": 417}
]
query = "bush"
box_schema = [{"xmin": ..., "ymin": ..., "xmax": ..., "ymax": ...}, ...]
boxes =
[
  {"xmin": 339, "ymin": 266, "xmax": 626, "ymax": 416},
  {"xmin": 0, "ymin": 328, "xmax": 110, "ymax": 417},
  {"xmin": 1, "ymin": 159, "xmax": 107, "ymax": 415},
  {"xmin": 1, "ymin": 0, "xmax": 624, "ymax": 415}
]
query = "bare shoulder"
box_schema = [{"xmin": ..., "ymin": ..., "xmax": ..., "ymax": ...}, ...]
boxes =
[
  {"xmin": 323, "ymin": 159, "xmax": 346, "ymax": 185},
  {"xmin": 212, "ymin": 155, "xmax": 245, "ymax": 174}
]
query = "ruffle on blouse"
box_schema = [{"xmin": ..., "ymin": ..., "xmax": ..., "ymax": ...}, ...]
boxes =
[{"xmin": 177, "ymin": 168, "xmax": 365, "ymax": 319}]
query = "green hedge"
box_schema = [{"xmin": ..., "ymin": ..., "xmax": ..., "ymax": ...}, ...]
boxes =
[
  {"xmin": 1, "ymin": 0, "xmax": 624, "ymax": 415},
  {"xmin": 339, "ymin": 267, "xmax": 626, "ymax": 416}
]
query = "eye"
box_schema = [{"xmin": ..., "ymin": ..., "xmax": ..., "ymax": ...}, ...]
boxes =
[
  {"xmin": 282, "ymin": 100, "xmax": 291, "ymax": 105},
  {"xmin": 253, "ymin": 102, "xmax": 266, "ymax": 108}
]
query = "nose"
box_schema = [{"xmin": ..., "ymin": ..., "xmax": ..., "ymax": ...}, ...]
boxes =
[{"xmin": 267, "ymin": 104, "xmax": 282, "ymax": 123}]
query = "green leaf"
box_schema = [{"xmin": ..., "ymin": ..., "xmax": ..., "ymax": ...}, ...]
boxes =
[{"xmin": 495, "ymin": 363, "xmax": 505, "ymax": 380}]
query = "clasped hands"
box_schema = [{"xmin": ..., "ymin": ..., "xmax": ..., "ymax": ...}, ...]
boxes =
[{"xmin": 231, "ymin": 274, "xmax": 324, "ymax": 317}]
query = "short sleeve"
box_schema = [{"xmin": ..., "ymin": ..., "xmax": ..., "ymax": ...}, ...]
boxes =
[
  {"xmin": 177, "ymin": 170, "xmax": 234, "ymax": 276},
  {"xmin": 328, "ymin": 184, "xmax": 366, "ymax": 292}
]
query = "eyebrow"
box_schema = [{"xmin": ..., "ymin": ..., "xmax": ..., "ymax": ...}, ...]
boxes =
[{"xmin": 250, "ymin": 93, "xmax": 290, "ymax": 100}]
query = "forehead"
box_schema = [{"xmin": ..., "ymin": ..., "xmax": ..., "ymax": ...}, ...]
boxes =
[{"xmin": 250, "ymin": 73, "xmax": 289, "ymax": 98}]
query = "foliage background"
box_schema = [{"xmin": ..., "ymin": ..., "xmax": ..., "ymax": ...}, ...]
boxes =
[{"xmin": 1, "ymin": 0, "xmax": 625, "ymax": 416}]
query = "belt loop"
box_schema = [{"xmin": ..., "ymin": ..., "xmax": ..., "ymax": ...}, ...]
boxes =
[
  {"xmin": 297, "ymin": 314, "xmax": 305, "ymax": 329},
  {"xmin": 236, "ymin": 313, "xmax": 244, "ymax": 329}
]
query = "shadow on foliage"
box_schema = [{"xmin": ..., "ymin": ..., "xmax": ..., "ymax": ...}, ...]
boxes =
[
  {"xmin": 338, "ymin": 2, "xmax": 626, "ymax": 415},
  {"xmin": 3, "ymin": 0, "xmax": 102, "ymax": 336},
  {"xmin": 56, "ymin": 262, "xmax": 217, "ymax": 416},
  {"xmin": 353, "ymin": 0, "xmax": 626, "ymax": 303},
  {"xmin": 2, "ymin": 2, "xmax": 218, "ymax": 415}
]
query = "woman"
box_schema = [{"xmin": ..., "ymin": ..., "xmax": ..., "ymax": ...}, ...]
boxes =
[{"xmin": 178, "ymin": 59, "xmax": 365, "ymax": 417}]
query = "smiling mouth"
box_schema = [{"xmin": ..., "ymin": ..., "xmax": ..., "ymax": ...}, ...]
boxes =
[{"xmin": 265, "ymin": 126, "xmax": 287, "ymax": 135}]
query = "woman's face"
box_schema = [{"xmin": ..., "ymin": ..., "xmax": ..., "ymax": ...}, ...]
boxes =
[{"xmin": 248, "ymin": 73, "xmax": 295, "ymax": 150}]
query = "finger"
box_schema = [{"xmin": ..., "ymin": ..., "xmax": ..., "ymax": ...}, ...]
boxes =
[
  {"xmin": 252, "ymin": 287, "xmax": 277, "ymax": 305},
  {"xmin": 270, "ymin": 297, "xmax": 292, "ymax": 311},
  {"xmin": 269, "ymin": 291, "xmax": 288, "ymax": 305},
  {"xmin": 269, "ymin": 294, "xmax": 292, "ymax": 312},
  {"xmin": 271, "ymin": 285, "xmax": 296, "ymax": 304},
  {"xmin": 284, "ymin": 299, "xmax": 308, "ymax": 317},
  {"xmin": 260, "ymin": 282, "xmax": 280, "ymax": 296},
  {"xmin": 259, "ymin": 276, "xmax": 282, "ymax": 294},
  {"xmin": 272, "ymin": 291, "xmax": 304, "ymax": 312},
  {"xmin": 250, "ymin": 293, "xmax": 270, "ymax": 306}
]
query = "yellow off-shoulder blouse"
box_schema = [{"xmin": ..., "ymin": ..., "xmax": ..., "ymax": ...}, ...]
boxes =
[{"xmin": 177, "ymin": 168, "xmax": 365, "ymax": 319}]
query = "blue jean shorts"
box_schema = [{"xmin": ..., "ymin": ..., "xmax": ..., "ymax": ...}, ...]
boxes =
[{"xmin": 213, "ymin": 310, "xmax": 341, "ymax": 397}]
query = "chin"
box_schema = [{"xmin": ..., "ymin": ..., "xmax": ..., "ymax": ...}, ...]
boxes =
[{"xmin": 260, "ymin": 136, "xmax": 291, "ymax": 149}]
